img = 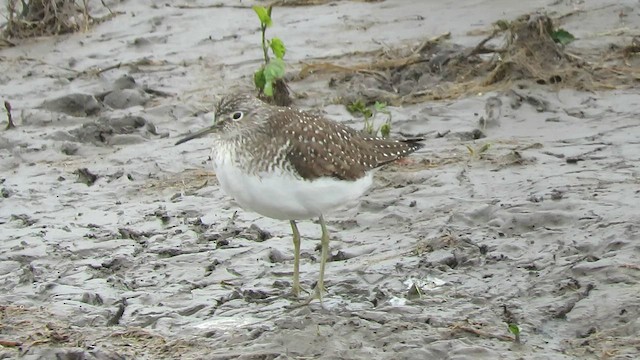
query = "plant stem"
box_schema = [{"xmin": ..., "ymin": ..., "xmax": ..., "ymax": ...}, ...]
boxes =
[{"xmin": 261, "ymin": 24, "xmax": 269, "ymax": 65}]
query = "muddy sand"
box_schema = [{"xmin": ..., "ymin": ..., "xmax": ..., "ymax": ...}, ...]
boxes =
[{"xmin": 1, "ymin": 0, "xmax": 639, "ymax": 359}]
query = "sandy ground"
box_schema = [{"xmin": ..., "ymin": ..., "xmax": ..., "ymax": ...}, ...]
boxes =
[{"xmin": 1, "ymin": 0, "xmax": 640, "ymax": 359}]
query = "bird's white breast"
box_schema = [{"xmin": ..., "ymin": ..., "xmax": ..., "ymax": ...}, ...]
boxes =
[{"xmin": 213, "ymin": 148, "xmax": 373, "ymax": 221}]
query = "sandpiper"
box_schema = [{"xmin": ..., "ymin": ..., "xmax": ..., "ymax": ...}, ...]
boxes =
[{"xmin": 176, "ymin": 93, "xmax": 422, "ymax": 301}]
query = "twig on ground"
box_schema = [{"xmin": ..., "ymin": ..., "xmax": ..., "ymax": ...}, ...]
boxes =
[
  {"xmin": 4, "ymin": 101, "xmax": 15, "ymax": 129},
  {"xmin": 0, "ymin": 339, "xmax": 21, "ymax": 347},
  {"xmin": 451, "ymin": 323, "xmax": 515, "ymax": 342}
]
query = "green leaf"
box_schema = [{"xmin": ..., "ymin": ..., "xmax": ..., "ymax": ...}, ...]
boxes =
[
  {"xmin": 264, "ymin": 80, "xmax": 274, "ymax": 97},
  {"xmin": 380, "ymin": 123, "xmax": 391, "ymax": 138},
  {"xmin": 254, "ymin": 68, "xmax": 266, "ymax": 91},
  {"xmin": 347, "ymin": 100, "xmax": 365, "ymax": 114},
  {"xmin": 267, "ymin": 5, "xmax": 273, "ymax": 18},
  {"xmin": 508, "ymin": 324, "xmax": 520, "ymax": 336},
  {"xmin": 346, "ymin": 100, "xmax": 372, "ymax": 118},
  {"xmin": 373, "ymin": 101, "xmax": 387, "ymax": 111},
  {"xmin": 465, "ymin": 144, "xmax": 475, "ymax": 156},
  {"xmin": 261, "ymin": 59, "xmax": 285, "ymax": 97},
  {"xmin": 252, "ymin": 5, "xmax": 272, "ymax": 27},
  {"xmin": 478, "ymin": 142, "xmax": 491, "ymax": 154},
  {"xmin": 270, "ymin": 37, "xmax": 286, "ymax": 59},
  {"xmin": 551, "ymin": 28, "xmax": 575, "ymax": 45},
  {"xmin": 263, "ymin": 58, "xmax": 285, "ymax": 83}
]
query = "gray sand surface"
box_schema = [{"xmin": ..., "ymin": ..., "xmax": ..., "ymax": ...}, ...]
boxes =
[{"xmin": 1, "ymin": 0, "xmax": 639, "ymax": 359}]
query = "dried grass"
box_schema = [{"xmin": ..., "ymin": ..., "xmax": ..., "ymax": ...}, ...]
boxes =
[
  {"xmin": 2, "ymin": 0, "xmax": 115, "ymax": 40},
  {"xmin": 297, "ymin": 13, "xmax": 640, "ymax": 105}
]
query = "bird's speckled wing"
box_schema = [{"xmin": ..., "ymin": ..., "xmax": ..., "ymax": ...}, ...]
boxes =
[{"xmin": 264, "ymin": 107, "xmax": 423, "ymax": 181}]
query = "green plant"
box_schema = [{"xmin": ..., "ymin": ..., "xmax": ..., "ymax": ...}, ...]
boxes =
[
  {"xmin": 346, "ymin": 100, "xmax": 392, "ymax": 138},
  {"xmin": 551, "ymin": 28, "xmax": 575, "ymax": 45},
  {"xmin": 507, "ymin": 323, "xmax": 521, "ymax": 343},
  {"xmin": 252, "ymin": 5, "xmax": 286, "ymax": 98},
  {"xmin": 493, "ymin": 18, "xmax": 575, "ymax": 46},
  {"xmin": 465, "ymin": 142, "xmax": 491, "ymax": 158}
]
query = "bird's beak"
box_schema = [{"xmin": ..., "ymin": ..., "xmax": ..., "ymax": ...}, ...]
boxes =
[{"xmin": 175, "ymin": 125, "xmax": 218, "ymax": 145}]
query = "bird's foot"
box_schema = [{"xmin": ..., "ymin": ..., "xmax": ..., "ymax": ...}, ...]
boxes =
[
  {"xmin": 283, "ymin": 283, "xmax": 311, "ymax": 301},
  {"xmin": 303, "ymin": 286, "xmax": 323, "ymax": 304},
  {"xmin": 299, "ymin": 283, "xmax": 325, "ymax": 305},
  {"xmin": 285, "ymin": 284, "xmax": 325, "ymax": 309}
]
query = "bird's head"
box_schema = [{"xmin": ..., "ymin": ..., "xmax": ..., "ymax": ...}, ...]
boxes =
[{"xmin": 175, "ymin": 93, "xmax": 267, "ymax": 145}]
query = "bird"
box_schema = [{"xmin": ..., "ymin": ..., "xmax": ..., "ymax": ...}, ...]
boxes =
[{"xmin": 176, "ymin": 92, "xmax": 423, "ymax": 302}]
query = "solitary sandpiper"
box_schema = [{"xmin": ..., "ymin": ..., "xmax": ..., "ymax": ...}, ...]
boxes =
[{"xmin": 176, "ymin": 93, "xmax": 422, "ymax": 301}]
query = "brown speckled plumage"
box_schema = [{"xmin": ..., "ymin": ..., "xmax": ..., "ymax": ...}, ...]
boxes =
[{"xmin": 209, "ymin": 93, "xmax": 422, "ymax": 181}]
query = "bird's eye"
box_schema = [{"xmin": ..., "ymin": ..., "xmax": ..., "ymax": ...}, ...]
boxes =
[{"xmin": 231, "ymin": 111, "xmax": 243, "ymax": 121}]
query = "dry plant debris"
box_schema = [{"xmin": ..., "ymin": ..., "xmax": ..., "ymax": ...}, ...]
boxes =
[
  {"xmin": 297, "ymin": 13, "xmax": 640, "ymax": 106},
  {"xmin": 2, "ymin": 0, "xmax": 116, "ymax": 40}
]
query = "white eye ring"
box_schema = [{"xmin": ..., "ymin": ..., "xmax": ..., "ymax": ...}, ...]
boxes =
[{"xmin": 231, "ymin": 111, "xmax": 243, "ymax": 121}]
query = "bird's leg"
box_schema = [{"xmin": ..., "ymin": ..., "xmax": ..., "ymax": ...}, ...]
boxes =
[
  {"xmin": 290, "ymin": 220, "xmax": 301, "ymax": 297},
  {"xmin": 316, "ymin": 214, "xmax": 330, "ymax": 300},
  {"xmin": 299, "ymin": 215, "xmax": 330, "ymax": 305}
]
